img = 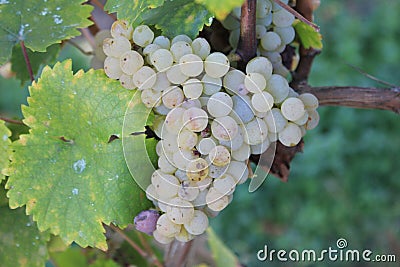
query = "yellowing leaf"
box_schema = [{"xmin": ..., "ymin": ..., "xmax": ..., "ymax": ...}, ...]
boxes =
[
  {"xmin": 6, "ymin": 60, "xmax": 151, "ymax": 250},
  {"xmin": 0, "ymin": 120, "xmax": 11, "ymax": 180},
  {"xmin": 294, "ymin": 20, "xmax": 323, "ymax": 50},
  {"xmin": 104, "ymin": 0, "xmax": 164, "ymax": 27},
  {"xmin": 196, "ymin": 0, "xmax": 244, "ymax": 20}
]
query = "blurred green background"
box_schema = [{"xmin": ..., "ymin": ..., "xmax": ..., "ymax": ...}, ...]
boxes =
[
  {"xmin": 0, "ymin": 0, "xmax": 399, "ymax": 266},
  {"xmin": 211, "ymin": 1, "xmax": 400, "ymax": 266}
]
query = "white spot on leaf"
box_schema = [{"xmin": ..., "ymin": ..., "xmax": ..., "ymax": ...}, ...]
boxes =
[
  {"xmin": 53, "ymin": 14, "xmax": 63, "ymax": 24},
  {"xmin": 72, "ymin": 188, "xmax": 79, "ymax": 195},
  {"xmin": 73, "ymin": 159, "xmax": 86, "ymax": 173},
  {"xmin": 2, "ymin": 134, "xmax": 7, "ymax": 141}
]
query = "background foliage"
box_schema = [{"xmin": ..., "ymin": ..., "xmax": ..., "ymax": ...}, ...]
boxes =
[{"xmin": 211, "ymin": 0, "xmax": 400, "ymax": 266}]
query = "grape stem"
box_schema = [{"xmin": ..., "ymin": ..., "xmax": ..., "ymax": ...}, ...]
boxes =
[
  {"xmin": 66, "ymin": 40, "xmax": 94, "ymax": 56},
  {"xmin": 272, "ymin": 0, "xmax": 320, "ymax": 32},
  {"xmin": 0, "ymin": 116, "xmax": 25, "ymax": 125},
  {"xmin": 236, "ymin": 0, "xmax": 257, "ymax": 69},
  {"xmin": 108, "ymin": 224, "xmax": 164, "ymax": 267},
  {"xmin": 20, "ymin": 41, "xmax": 34, "ymax": 82}
]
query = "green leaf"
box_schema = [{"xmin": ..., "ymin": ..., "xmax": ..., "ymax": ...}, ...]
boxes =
[
  {"xmin": 0, "ymin": 75, "xmax": 29, "ymax": 117},
  {"xmin": 50, "ymin": 246, "xmax": 87, "ymax": 267},
  {"xmin": 104, "ymin": 0, "xmax": 164, "ymax": 27},
  {"xmin": 293, "ymin": 20, "xmax": 323, "ymax": 50},
  {"xmin": 0, "ymin": 120, "xmax": 11, "ymax": 180},
  {"xmin": 0, "ymin": 0, "xmax": 93, "ymax": 64},
  {"xmin": 11, "ymin": 44, "xmax": 60, "ymax": 85},
  {"xmin": 145, "ymin": 138, "xmax": 158, "ymax": 169},
  {"xmin": 207, "ymin": 228, "xmax": 239, "ymax": 267},
  {"xmin": 0, "ymin": 188, "xmax": 50, "ymax": 267},
  {"xmin": 89, "ymin": 258, "xmax": 120, "ymax": 267},
  {"xmin": 122, "ymin": 92, "xmax": 157, "ymax": 191},
  {"xmin": 195, "ymin": 0, "xmax": 244, "ymax": 20},
  {"xmin": 6, "ymin": 60, "xmax": 151, "ymax": 250},
  {"xmin": 143, "ymin": 0, "xmax": 213, "ymax": 39}
]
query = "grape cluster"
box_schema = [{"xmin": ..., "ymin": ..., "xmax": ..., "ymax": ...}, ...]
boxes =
[
  {"xmin": 102, "ymin": 20, "xmax": 319, "ymax": 244},
  {"xmin": 222, "ymin": 0, "xmax": 294, "ymax": 76}
]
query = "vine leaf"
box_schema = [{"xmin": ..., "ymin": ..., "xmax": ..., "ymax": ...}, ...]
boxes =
[
  {"xmin": 0, "ymin": 187, "xmax": 50, "ymax": 267},
  {"xmin": 0, "ymin": 0, "xmax": 93, "ymax": 64},
  {"xmin": 5, "ymin": 60, "xmax": 151, "ymax": 250},
  {"xmin": 195, "ymin": 0, "xmax": 244, "ymax": 20},
  {"xmin": 104, "ymin": 0, "xmax": 164, "ymax": 27},
  {"xmin": 11, "ymin": 44, "xmax": 60, "ymax": 85},
  {"xmin": 294, "ymin": 20, "xmax": 323, "ymax": 50},
  {"xmin": 142, "ymin": 0, "xmax": 213, "ymax": 39},
  {"xmin": 207, "ymin": 228, "xmax": 240, "ymax": 267},
  {"xmin": 0, "ymin": 120, "xmax": 11, "ymax": 180}
]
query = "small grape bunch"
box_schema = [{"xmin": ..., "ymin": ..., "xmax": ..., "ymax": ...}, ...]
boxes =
[
  {"xmin": 221, "ymin": 0, "xmax": 295, "ymax": 77},
  {"xmin": 102, "ymin": 20, "xmax": 319, "ymax": 244}
]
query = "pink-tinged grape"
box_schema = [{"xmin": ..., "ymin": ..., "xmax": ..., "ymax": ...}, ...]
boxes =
[
  {"xmin": 209, "ymin": 145, "xmax": 231, "ymax": 167},
  {"xmin": 182, "ymin": 107, "xmax": 209, "ymax": 132},
  {"xmin": 134, "ymin": 210, "xmax": 160, "ymax": 235},
  {"xmin": 211, "ymin": 116, "xmax": 239, "ymax": 141},
  {"xmin": 162, "ymin": 86, "xmax": 185, "ymax": 109}
]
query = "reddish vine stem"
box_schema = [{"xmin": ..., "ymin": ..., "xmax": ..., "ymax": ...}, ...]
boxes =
[
  {"xmin": 108, "ymin": 225, "xmax": 163, "ymax": 267},
  {"xmin": 0, "ymin": 116, "xmax": 25, "ymax": 125},
  {"xmin": 298, "ymin": 85, "xmax": 400, "ymax": 114},
  {"xmin": 236, "ymin": 0, "xmax": 257, "ymax": 69},
  {"xmin": 272, "ymin": 0, "xmax": 320, "ymax": 32},
  {"xmin": 20, "ymin": 41, "xmax": 34, "ymax": 82}
]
